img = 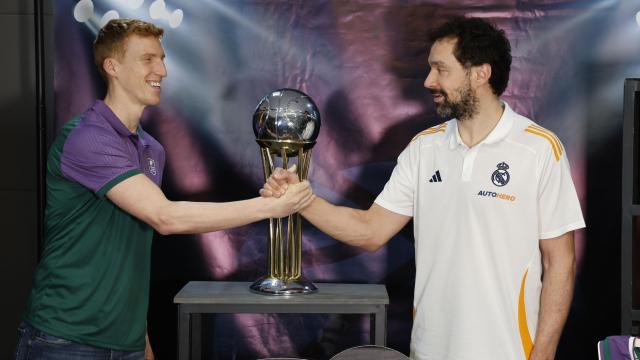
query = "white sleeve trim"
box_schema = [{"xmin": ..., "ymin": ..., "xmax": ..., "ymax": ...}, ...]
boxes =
[
  {"xmin": 374, "ymin": 197, "xmax": 413, "ymax": 217},
  {"xmin": 539, "ymin": 220, "xmax": 586, "ymax": 240}
]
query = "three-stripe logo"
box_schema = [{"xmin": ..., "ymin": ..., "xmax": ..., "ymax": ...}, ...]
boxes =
[
  {"xmin": 429, "ymin": 170, "xmax": 442, "ymax": 183},
  {"xmin": 524, "ymin": 124, "xmax": 563, "ymax": 161}
]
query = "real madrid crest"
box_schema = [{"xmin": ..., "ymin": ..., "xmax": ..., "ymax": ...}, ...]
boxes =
[{"xmin": 491, "ymin": 162, "xmax": 510, "ymax": 187}]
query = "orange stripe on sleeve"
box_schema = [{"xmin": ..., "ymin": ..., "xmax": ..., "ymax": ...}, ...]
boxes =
[
  {"xmin": 524, "ymin": 128, "xmax": 560, "ymax": 161},
  {"xmin": 518, "ymin": 269, "xmax": 534, "ymax": 359},
  {"xmin": 528, "ymin": 125, "xmax": 563, "ymax": 155},
  {"xmin": 411, "ymin": 124, "xmax": 447, "ymax": 142}
]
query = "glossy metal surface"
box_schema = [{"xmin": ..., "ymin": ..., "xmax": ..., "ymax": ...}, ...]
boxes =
[
  {"xmin": 249, "ymin": 276, "xmax": 318, "ymax": 296},
  {"xmin": 253, "ymin": 88, "xmax": 321, "ymax": 143},
  {"xmin": 330, "ymin": 345, "xmax": 408, "ymax": 359}
]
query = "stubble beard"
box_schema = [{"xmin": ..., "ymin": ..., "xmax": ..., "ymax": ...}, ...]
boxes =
[{"xmin": 434, "ymin": 80, "xmax": 479, "ymax": 121}]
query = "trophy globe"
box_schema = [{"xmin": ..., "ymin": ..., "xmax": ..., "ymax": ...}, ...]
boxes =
[{"xmin": 251, "ymin": 88, "xmax": 321, "ymax": 295}]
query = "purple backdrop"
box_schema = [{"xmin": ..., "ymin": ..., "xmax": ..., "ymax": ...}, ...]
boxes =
[{"xmin": 53, "ymin": 0, "xmax": 639, "ymax": 358}]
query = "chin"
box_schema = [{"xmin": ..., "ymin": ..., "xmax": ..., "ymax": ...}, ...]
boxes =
[{"xmin": 146, "ymin": 97, "xmax": 161, "ymax": 106}]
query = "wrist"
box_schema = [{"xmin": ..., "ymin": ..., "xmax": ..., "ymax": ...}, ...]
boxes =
[
  {"xmin": 253, "ymin": 197, "xmax": 273, "ymax": 221},
  {"xmin": 299, "ymin": 196, "xmax": 317, "ymax": 218},
  {"xmin": 530, "ymin": 343, "xmax": 556, "ymax": 360}
]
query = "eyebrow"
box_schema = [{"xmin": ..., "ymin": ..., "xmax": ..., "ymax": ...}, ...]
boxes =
[
  {"xmin": 428, "ymin": 60, "xmax": 447, "ymax": 68},
  {"xmin": 140, "ymin": 52, "xmax": 165, "ymax": 59}
]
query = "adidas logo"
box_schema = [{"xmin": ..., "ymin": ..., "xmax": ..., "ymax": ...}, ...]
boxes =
[{"xmin": 429, "ymin": 170, "xmax": 442, "ymax": 183}]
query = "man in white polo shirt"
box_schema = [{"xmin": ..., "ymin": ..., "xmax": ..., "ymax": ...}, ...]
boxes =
[{"xmin": 262, "ymin": 17, "xmax": 584, "ymax": 360}]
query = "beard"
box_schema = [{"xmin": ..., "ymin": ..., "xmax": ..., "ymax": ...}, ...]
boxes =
[{"xmin": 431, "ymin": 80, "xmax": 479, "ymax": 121}]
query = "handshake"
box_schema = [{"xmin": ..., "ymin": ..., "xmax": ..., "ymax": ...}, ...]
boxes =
[{"xmin": 259, "ymin": 164, "xmax": 316, "ymax": 219}]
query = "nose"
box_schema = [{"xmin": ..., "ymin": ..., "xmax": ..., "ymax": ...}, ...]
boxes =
[
  {"xmin": 156, "ymin": 59, "xmax": 167, "ymax": 78},
  {"xmin": 424, "ymin": 68, "xmax": 436, "ymax": 89}
]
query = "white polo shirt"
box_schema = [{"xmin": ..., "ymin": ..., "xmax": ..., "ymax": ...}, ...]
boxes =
[{"xmin": 375, "ymin": 102, "xmax": 585, "ymax": 360}]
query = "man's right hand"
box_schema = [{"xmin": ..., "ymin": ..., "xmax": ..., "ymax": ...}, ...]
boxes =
[
  {"xmin": 260, "ymin": 165, "xmax": 300, "ymax": 198},
  {"xmin": 264, "ymin": 178, "xmax": 314, "ymax": 218}
]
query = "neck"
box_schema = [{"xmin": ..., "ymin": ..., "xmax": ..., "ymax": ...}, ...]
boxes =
[
  {"xmin": 456, "ymin": 95, "xmax": 504, "ymax": 148},
  {"xmin": 103, "ymin": 89, "xmax": 145, "ymax": 133}
]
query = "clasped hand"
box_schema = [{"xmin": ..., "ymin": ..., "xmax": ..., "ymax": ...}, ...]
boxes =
[{"xmin": 260, "ymin": 165, "xmax": 314, "ymax": 214}]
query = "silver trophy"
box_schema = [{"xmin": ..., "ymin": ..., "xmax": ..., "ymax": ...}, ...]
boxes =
[{"xmin": 250, "ymin": 88, "xmax": 321, "ymax": 295}]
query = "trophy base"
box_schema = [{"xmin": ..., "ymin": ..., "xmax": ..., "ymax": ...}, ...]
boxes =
[{"xmin": 249, "ymin": 276, "xmax": 318, "ymax": 296}]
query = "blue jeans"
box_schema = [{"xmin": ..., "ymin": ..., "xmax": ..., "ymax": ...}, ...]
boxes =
[{"xmin": 15, "ymin": 321, "xmax": 144, "ymax": 360}]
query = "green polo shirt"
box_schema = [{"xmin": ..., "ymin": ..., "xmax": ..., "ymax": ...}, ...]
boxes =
[{"xmin": 23, "ymin": 101, "xmax": 165, "ymax": 351}]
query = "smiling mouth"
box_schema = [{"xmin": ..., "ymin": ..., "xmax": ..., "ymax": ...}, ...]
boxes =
[
  {"xmin": 148, "ymin": 81, "xmax": 161, "ymax": 88},
  {"xmin": 428, "ymin": 88, "xmax": 445, "ymax": 101}
]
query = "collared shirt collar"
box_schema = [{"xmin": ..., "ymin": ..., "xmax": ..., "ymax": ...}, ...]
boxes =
[
  {"xmin": 447, "ymin": 101, "xmax": 514, "ymax": 150},
  {"xmin": 93, "ymin": 100, "xmax": 148, "ymax": 147}
]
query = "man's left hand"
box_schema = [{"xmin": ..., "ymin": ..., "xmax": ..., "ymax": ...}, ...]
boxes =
[{"xmin": 145, "ymin": 333, "xmax": 155, "ymax": 360}]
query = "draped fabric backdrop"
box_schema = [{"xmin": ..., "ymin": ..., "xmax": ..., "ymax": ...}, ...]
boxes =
[{"xmin": 54, "ymin": 0, "xmax": 636, "ymax": 358}]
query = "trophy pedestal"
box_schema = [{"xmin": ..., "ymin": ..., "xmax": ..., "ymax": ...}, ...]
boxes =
[{"xmin": 249, "ymin": 276, "xmax": 317, "ymax": 295}]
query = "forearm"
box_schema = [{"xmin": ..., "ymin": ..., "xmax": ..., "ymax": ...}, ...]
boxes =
[
  {"xmin": 530, "ymin": 258, "xmax": 575, "ymax": 359},
  {"xmin": 153, "ymin": 197, "xmax": 271, "ymax": 235},
  {"xmin": 107, "ymin": 174, "xmax": 313, "ymax": 235},
  {"xmin": 260, "ymin": 169, "xmax": 409, "ymax": 250},
  {"xmin": 300, "ymin": 197, "xmax": 381, "ymax": 251}
]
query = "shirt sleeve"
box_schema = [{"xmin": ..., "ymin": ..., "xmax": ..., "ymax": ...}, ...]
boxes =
[
  {"xmin": 60, "ymin": 125, "xmax": 141, "ymax": 197},
  {"xmin": 537, "ymin": 141, "xmax": 586, "ymax": 239},
  {"xmin": 374, "ymin": 141, "xmax": 418, "ymax": 217}
]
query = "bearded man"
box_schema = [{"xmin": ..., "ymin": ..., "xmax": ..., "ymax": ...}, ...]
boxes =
[{"xmin": 262, "ymin": 17, "xmax": 585, "ymax": 360}]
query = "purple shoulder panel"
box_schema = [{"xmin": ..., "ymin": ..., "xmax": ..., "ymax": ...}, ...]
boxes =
[{"xmin": 60, "ymin": 109, "xmax": 140, "ymax": 193}]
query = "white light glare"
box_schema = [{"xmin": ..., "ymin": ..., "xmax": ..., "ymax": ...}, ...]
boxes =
[
  {"xmin": 636, "ymin": 11, "xmax": 640, "ymax": 27},
  {"xmin": 73, "ymin": 0, "xmax": 93, "ymax": 22},
  {"xmin": 149, "ymin": 0, "xmax": 183, "ymax": 28},
  {"xmin": 100, "ymin": 10, "xmax": 120, "ymax": 27},
  {"xmin": 169, "ymin": 9, "xmax": 183, "ymax": 28},
  {"xmin": 149, "ymin": 0, "xmax": 166, "ymax": 19}
]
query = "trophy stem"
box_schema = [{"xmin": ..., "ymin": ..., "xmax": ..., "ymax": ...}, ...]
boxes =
[
  {"xmin": 295, "ymin": 213, "xmax": 302, "ymax": 278},
  {"xmin": 297, "ymin": 147, "xmax": 304, "ymax": 179},
  {"xmin": 281, "ymin": 149, "xmax": 288, "ymax": 169},
  {"xmin": 291, "ymin": 147, "xmax": 305, "ymax": 279},
  {"xmin": 260, "ymin": 148, "xmax": 276, "ymax": 279},
  {"xmin": 280, "ymin": 150, "xmax": 288, "ymax": 279},
  {"xmin": 276, "ymin": 218, "xmax": 283, "ymax": 278},
  {"xmin": 300, "ymin": 149, "xmax": 311, "ymax": 180},
  {"xmin": 268, "ymin": 218, "xmax": 275, "ymax": 278},
  {"xmin": 260, "ymin": 147, "xmax": 271, "ymax": 179},
  {"xmin": 286, "ymin": 214, "xmax": 294, "ymax": 279}
]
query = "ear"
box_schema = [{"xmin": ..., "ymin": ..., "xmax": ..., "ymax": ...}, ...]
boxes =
[
  {"xmin": 471, "ymin": 63, "xmax": 492, "ymax": 87},
  {"xmin": 103, "ymin": 57, "xmax": 119, "ymax": 78}
]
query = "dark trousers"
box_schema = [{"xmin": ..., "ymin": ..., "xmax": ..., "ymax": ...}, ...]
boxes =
[{"xmin": 14, "ymin": 321, "xmax": 144, "ymax": 360}]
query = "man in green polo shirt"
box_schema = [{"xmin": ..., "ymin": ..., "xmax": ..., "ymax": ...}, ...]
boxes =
[{"xmin": 15, "ymin": 18, "xmax": 314, "ymax": 360}]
